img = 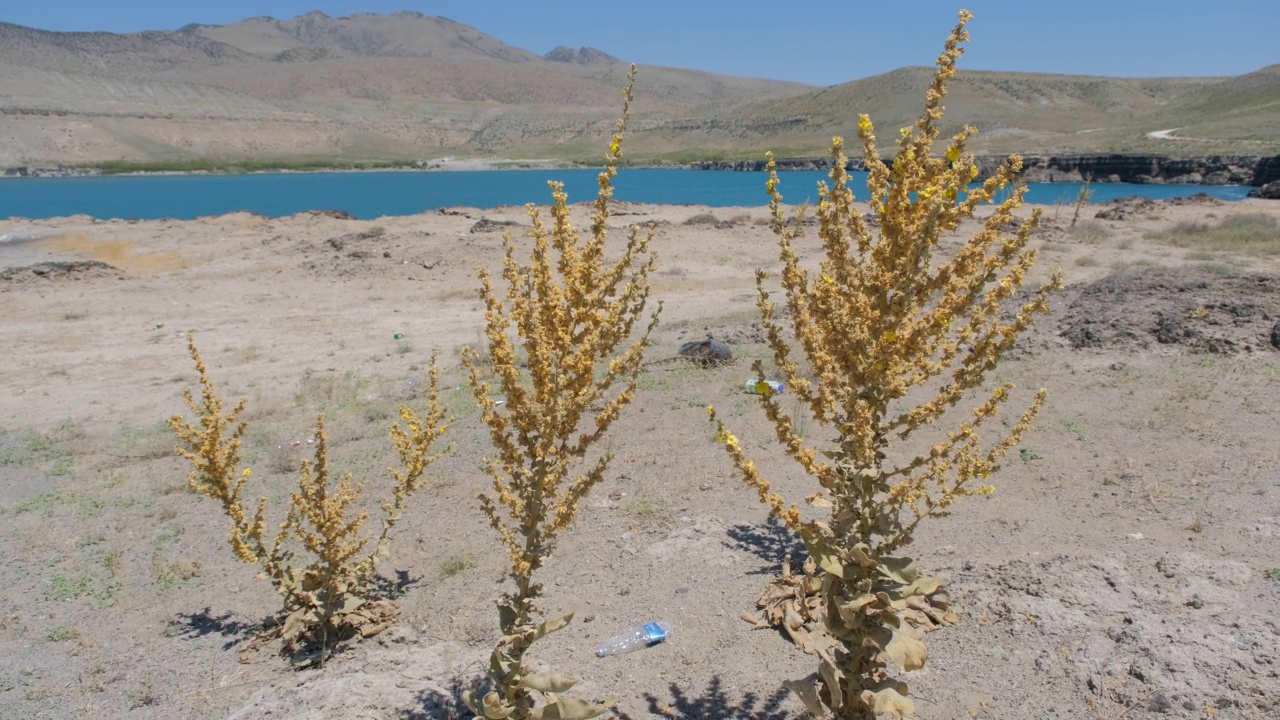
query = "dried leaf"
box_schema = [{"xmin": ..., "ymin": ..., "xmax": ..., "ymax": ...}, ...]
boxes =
[
  {"xmin": 879, "ymin": 556, "xmax": 919, "ymax": 584},
  {"xmin": 480, "ymin": 690, "xmax": 516, "ymax": 719},
  {"xmin": 519, "ymin": 672, "xmax": 578, "ymax": 694},
  {"xmin": 905, "ymin": 575, "xmax": 941, "ymax": 597},
  {"xmin": 782, "ymin": 674, "xmax": 825, "ymax": 717},
  {"xmin": 819, "ymin": 657, "xmax": 845, "ymax": 710},
  {"xmin": 533, "ymin": 612, "xmax": 574, "ymax": 641},
  {"xmin": 783, "ymin": 607, "xmax": 805, "ymax": 631},
  {"xmin": 859, "ymin": 680, "xmax": 915, "ymax": 720},
  {"xmin": 880, "ymin": 628, "xmax": 928, "ymax": 671},
  {"xmin": 531, "ymin": 696, "xmax": 617, "ymax": 720},
  {"xmin": 839, "ymin": 593, "xmax": 878, "ymax": 622},
  {"xmin": 806, "ymin": 493, "xmax": 833, "ymax": 508}
]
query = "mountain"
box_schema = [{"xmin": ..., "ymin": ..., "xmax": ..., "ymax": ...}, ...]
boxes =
[
  {"xmin": 631, "ymin": 66, "xmax": 1273, "ymax": 158},
  {"xmin": 544, "ymin": 46, "xmax": 622, "ymax": 66},
  {"xmin": 0, "ymin": 12, "xmax": 1276, "ymax": 167}
]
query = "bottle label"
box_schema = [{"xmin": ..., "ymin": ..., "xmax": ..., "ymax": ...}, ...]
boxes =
[{"xmin": 642, "ymin": 622, "xmax": 666, "ymax": 644}]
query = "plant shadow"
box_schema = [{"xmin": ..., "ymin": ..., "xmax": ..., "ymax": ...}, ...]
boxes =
[
  {"xmin": 371, "ymin": 569, "xmax": 418, "ymax": 600},
  {"xmin": 725, "ymin": 515, "xmax": 805, "ymax": 576},
  {"xmin": 173, "ymin": 607, "xmax": 260, "ymax": 650},
  {"xmin": 403, "ymin": 673, "xmax": 488, "ymax": 720},
  {"xmin": 617, "ymin": 676, "xmax": 796, "ymax": 720}
]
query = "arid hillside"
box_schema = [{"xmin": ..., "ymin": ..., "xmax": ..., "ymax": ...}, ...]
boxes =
[
  {"xmin": 0, "ymin": 11, "xmax": 1277, "ymax": 166},
  {"xmin": 646, "ymin": 64, "xmax": 1280, "ymax": 158}
]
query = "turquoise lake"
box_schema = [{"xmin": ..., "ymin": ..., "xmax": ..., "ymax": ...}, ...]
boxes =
[{"xmin": 0, "ymin": 168, "xmax": 1254, "ymax": 221}]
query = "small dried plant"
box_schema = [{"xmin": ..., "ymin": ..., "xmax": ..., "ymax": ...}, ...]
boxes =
[
  {"xmin": 460, "ymin": 66, "xmax": 660, "ymax": 720},
  {"xmin": 169, "ymin": 335, "xmax": 450, "ymax": 666},
  {"xmin": 1070, "ymin": 174, "xmax": 1093, "ymax": 228},
  {"xmin": 709, "ymin": 11, "xmax": 1062, "ymax": 720}
]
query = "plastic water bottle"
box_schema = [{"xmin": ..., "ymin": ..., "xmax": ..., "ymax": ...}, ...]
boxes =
[
  {"xmin": 595, "ymin": 621, "xmax": 672, "ymax": 657},
  {"xmin": 744, "ymin": 379, "xmax": 784, "ymax": 395}
]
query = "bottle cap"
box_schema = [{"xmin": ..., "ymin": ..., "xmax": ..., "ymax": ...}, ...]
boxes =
[{"xmin": 642, "ymin": 622, "xmax": 667, "ymax": 644}]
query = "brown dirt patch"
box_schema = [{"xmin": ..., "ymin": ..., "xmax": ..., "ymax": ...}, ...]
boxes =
[
  {"xmin": 0, "ymin": 260, "xmax": 126, "ymax": 288},
  {"xmin": 1059, "ymin": 266, "xmax": 1280, "ymax": 354},
  {"xmin": 33, "ymin": 233, "xmax": 184, "ymax": 274}
]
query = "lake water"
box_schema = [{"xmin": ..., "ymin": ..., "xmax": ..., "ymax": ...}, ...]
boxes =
[{"xmin": 0, "ymin": 168, "xmax": 1254, "ymax": 221}]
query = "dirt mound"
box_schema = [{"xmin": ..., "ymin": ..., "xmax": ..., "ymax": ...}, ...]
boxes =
[
  {"xmin": 469, "ymin": 217, "xmax": 521, "ymax": 234},
  {"xmin": 298, "ymin": 227, "xmax": 442, "ymax": 279},
  {"xmin": 289, "ymin": 209, "xmax": 356, "ymax": 221},
  {"xmin": 0, "ymin": 260, "xmax": 126, "ymax": 288},
  {"xmin": 1095, "ymin": 197, "xmax": 1158, "ymax": 221},
  {"xmin": 678, "ymin": 337, "xmax": 734, "ymax": 365},
  {"xmin": 1164, "ymin": 192, "xmax": 1226, "ymax": 207},
  {"xmin": 1060, "ymin": 267, "xmax": 1280, "ymax": 353}
]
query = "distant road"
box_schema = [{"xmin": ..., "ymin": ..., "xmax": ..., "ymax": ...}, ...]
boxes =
[{"xmin": 1146, "ymin": 128, "xmax": 1183, "ymax": 140}]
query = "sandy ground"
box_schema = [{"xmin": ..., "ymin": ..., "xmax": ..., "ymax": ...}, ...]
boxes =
[{"xmin": 1, "ymin": 194, "xmax": 1279, "ymax": 720}]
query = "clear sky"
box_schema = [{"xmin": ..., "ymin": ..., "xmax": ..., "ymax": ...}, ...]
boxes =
[{"xmin": 3, "ymin": 1, "xmax": 1276, "ymax": 87}]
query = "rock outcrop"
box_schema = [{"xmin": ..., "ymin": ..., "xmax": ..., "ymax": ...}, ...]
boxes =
[
  {"xmin": 691, "ymin": 154, "xmax": 1280, "ymax": 187},
  {"xmin": 1010, "ymin": 155, "xmax": 1266, "ymax": 185},
  {"xmin": 542, "ymin": 46, "xmax": 622, "ymax": 65},
  {"xmin": 1248, "ymin": 180, "xmax": 1280, "ymax": 199}
]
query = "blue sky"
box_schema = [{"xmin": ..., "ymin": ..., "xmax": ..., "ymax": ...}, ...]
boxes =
[{"xmin": 4, "ymin": 1, "xmax": 1276, "ymax": 86}]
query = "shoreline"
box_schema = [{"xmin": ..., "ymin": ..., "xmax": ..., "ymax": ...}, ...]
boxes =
[
  {"xmin": 0, "ymin": 194, "xmax": 1268, "ymax": 229},
  {"xmin": 4, "ymin": 152, "xmax": 1279, "ymax": 187}
]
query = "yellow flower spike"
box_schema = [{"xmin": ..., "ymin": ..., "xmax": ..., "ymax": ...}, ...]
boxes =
[
  {"xmin": 459, "ymin": 65, "xmax": 658, "ymax": 718},
  {"xmin": 706, "ymin": 405, "xmax": 715, "ymax": 416},
  {"xmin": 712, "ymin": 10, "xmax": 1060, "ymax": 720}
]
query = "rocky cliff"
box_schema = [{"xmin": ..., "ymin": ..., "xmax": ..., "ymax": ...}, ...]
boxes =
[{"xmin": 690, "ymin": 154, "xmax": 1280, "ymax": 187}]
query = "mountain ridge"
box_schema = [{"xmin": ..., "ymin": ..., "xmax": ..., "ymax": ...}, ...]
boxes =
[{"xmin": 0, "ymin": 11, "xmax": 1276, "ymax": 167}]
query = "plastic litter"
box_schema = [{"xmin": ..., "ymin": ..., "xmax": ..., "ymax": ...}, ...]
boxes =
[
  {"xmin": 744, "ymin": 379, "xmax": 784, "ymax": 395},
  {"xmin": 596, "ymin": 621, "xmax": 672, "ymax": 657}
]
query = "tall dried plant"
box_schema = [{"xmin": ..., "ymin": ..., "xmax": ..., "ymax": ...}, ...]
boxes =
[
  {"xmin": 460, "ymin": 66, "xmax": 661, "ymax": 720},
  {"xmin": 169, "ymin": 335, "xmax": 450, "ymax": 666},
  {"xmin": 1070, "ymin": 174, "xmax": 1093, "ymax": 228},
  {"xmin": 709, "ymin": 11, "xmax": 1063, "ymax": 719}
]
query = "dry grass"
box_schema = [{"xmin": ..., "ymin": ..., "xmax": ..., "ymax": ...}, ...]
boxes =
[{"xmin": 1147, "ymin": 214, "xmax": 1280, "ymax": 256}]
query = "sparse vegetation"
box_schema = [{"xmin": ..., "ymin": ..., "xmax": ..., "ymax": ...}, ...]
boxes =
[
  {"xmin": 1148, "ymin": 214, "xmax": 1280, "ymax": 256},
  {"xmin": 1067, "ymin": 219, "xmax": 1112, "ymax": 244},
  {"xmin": 683, "ymin": 212, "xmax": 721, "ymax": 226},
  {"xmin": 709, "ymin": 12, "xmax": 1061, "ymax": 719},
  {"xmin": 440, "ymin": 554, "xmax": 478, "ymax": 577},
  {"xmin": 45, "ymin": 627, "xmax": 79, "ymax": 642},
  {"xmin": 88, "ymin": 157, "xmax": 416, "ymax": 176}
]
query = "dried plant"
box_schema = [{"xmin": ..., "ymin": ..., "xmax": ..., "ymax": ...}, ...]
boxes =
[
  {"xmin": 1070, "ymin": 174, "xmax": 1093, "ymax": 228},
  {"xmin": 460, "ymin": 66, "xmax": 660, "ymax": 720},
  {"xmin": 169, "ymin": 335, "xmax": 450, "ymax": 666},
  {"xmin": 708, "ymin": 11, "xmax": 1062, "ymax": 719}
]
